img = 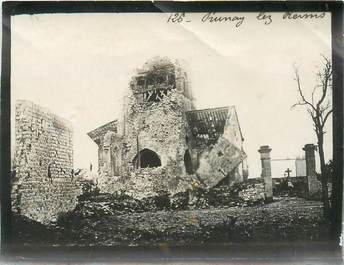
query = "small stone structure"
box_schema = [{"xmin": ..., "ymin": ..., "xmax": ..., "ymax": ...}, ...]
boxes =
[
  {"xmin": 303, "ymin": 143, "xmax": 322, "ymax": 198},
  {"xmin": 11, "ymin": 100, "xmax": 82, "ymax": 224},
  {"xmin": 258, "ymin": 145, "xmax": 273, "ymax": 202},
  {"xmin": 88, "ymin": 57, "xmax": 248, "ymax": 198}
]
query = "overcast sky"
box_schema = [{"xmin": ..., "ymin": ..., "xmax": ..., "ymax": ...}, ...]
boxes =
[{"xmin": 11, "ymin": 12, "xmax": 332, "ymax": 178}]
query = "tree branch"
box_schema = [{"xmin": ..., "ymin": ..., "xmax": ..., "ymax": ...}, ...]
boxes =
[
  {"xmin": 316, "ymin": 57, "xmax": 332, "ymax": 109},
  {"xmin": 292, "ymin": 65, "xmax": 317, "ymax": 112},
  {"xmin": 322, "ymin": 109, "xmax": 333, "ymax": 128}
]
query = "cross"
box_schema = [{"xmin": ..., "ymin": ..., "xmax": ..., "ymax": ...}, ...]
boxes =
[{"xmin": 285, "ymin": 168, "xmax": 292, "ymax": 178}]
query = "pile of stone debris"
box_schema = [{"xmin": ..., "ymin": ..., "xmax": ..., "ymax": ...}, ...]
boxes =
[{"xmin": 55, "ymin": 179, "xmax": 267, "ymax": 227}]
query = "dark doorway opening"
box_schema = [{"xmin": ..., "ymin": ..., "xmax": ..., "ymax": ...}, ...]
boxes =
[
  {"xmin": 184, "ymin": 150, "xmax": 194, "ymax": 174},
  {"xmin": 134, "ymin": 149, "xmax": 161, "ymax": 168}
]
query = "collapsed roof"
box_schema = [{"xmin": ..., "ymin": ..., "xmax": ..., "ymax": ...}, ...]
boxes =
[
  {"xmin": 87, "ymin": 120, "xmax": 118, "ymax": 145},
  {"xmin": 186, "ymin": 106, "xmax": 243, "ymax": 149}
]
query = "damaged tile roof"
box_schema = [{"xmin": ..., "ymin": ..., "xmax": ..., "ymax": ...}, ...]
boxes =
[
  {"xmin": 186, "ymin": 106, "xmax": 230, "ymax": 148},
  {"xmin": 87, "ymin": 120, "xmax": 118, "ymax": 144}
]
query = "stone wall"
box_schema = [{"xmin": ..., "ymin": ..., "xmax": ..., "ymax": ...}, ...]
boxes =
[
  {"xmin": 11, "ymin": 100, "xmax": 82, "ymax": 224},
  {"xmin": 195, "ymin": 107, "xmax": 247, "ymax": 188},
  {"xmin": 122, "ymin": 89, "xmax": 193, "ymax": 177},
  {"xmin": 87, "ymin": 120, "xmax": 119, "ymax": 178}
]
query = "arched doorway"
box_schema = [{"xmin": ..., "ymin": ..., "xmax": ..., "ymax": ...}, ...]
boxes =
[{"xmin": 133, "ymin": 149, "xmax": 161, "ymax": 168}]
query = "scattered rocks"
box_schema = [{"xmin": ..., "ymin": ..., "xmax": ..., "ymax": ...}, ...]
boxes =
[{"xmin": 12, "ymin": 197, "xmax": 329, "ymax": 247}]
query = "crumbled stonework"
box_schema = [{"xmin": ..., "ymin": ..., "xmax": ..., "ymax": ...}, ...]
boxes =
[
  {"xmin": 11, "ymin": 100, "xmax": 82, "ymax": 224},
  {"xmin": 196, "ymin": 128, "xmax": 247, "ymax": 187},
  {"xmin": 238, "ymin": 182, "xmax": 265, "ymax": 205},
  {"xmin": 88, "ymin": 57, "xmax": 248, "ymax": 198}
]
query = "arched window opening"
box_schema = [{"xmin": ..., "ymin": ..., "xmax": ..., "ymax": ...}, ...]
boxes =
[
  {"xmin": 184, "ymin": 150, "xmax": 194, "ymax": 174},
  {"xmin": 133, "ymin": 149, "xmax": 161, "ymax": 169}
]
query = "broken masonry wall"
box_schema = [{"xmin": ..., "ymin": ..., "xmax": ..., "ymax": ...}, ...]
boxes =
[
  {"xmin": 195, "ymin": 107, "xmax": 247, "ymax": 188},
  {"xmin": 125, "ymin": 168, "xmax": 198, "ymax": 200},
  {"xmin": 95, "ymin": 167, "xmax": 198, "ymax": 200},
  {"xmin": 195, "ymin": 137, "xmax": 247, "ymax": 187},
  {"xmin": 95, "ymin": 132, "xmax": 124, "ymax": 191},
  {"xmin": 98, "ymin": 131, "xmax": 123, "ymax": 176},
  {"xmin": 130, "ymin": 57, "xmax": 194, "ymax": 105},
  {"xmin": 174, "ymin": 59, "xmax": 194, "ymax": 101},
  {"xmin": 217, "ymin": 106, "xmax": 247, "ymax": 183},
  {"xmin": 223, "ymin": 107, "xmax": 244, "ymax": 149},
  {"xmin": 96, "ymin": 90, "xmax": 196, "ymax": 196},
  {"xmin": 123, "ymin": 57, "xmax": 195, "ymax": 176},
  {"xmin": 87, "ymin": 120, "xmax": 125, "ymax": 189},
  {"xmin": 122, "ymin": 90, "xmax": 193, "ymax": 177},
  {"xmin": 117, "ymin": 57, "xmax": 194, "ymax": 168},
  {"xmin": 89, "ymin": 57, "xmax": 196, "ymax": 195},
  {"xmin": 87, "ymin": 120, "xmax": 118, "ymax": 177},
  {"xmin": 11, "ymin": 100, "xmax": 82, "ymax": 224}
]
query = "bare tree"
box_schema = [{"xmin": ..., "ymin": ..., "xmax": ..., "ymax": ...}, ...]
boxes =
[{"xmin": 292, "ymin": 56, "xmax": 332, "ymax": 217}]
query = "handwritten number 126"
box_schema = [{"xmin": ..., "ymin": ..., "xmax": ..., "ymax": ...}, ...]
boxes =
[{"xmin": 167, "ymin": 13, "xmax": 186, "ymax": 23}]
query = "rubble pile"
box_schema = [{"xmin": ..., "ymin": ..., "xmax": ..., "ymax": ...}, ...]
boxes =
[
  {"xmin": 189, "ymin": 180, "xmax": 266, "ymax": 209},
  {"xmin": 54, "ymin": 197, "xmax": 327, "ymax": 246},
  {"xmin": 59, "ymin": 178, "xmax": 266, "ymax": 224},
  {"xmin": 237, "ymin": 182, "xmax": 265, "ymax": 205}
]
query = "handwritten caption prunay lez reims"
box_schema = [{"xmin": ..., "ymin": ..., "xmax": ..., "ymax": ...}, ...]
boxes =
[{"xmin": 166, "ymin": 12, "xmax": 326, "ymax": 27}]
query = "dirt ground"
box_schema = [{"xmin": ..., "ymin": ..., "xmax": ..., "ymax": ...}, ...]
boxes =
[
  {"xmin": 74, "ymin": 197, "xmax": 329, "ymax": 246},
  {"xmin": 11, "ymin": 196, "xmax": 330, "ymax": 248}
]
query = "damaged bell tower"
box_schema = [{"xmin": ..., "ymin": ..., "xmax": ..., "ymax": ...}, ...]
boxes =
[
  {"xmin": 88, "ymin": 57, "xmax": 248, "ymax": 198},
  {"xmin": 122, "ymin": 57, "xmax": 195, "ymax": 175}
]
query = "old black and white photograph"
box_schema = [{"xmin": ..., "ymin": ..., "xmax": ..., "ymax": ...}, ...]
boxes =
[{"xmin": 2, "ymin": 2, "xmax": 343, "ymax": 261}]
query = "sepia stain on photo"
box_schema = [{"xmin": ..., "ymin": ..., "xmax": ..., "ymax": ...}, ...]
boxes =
[{"xmin": 8, "ymin": 9, "xmax": 337, "ymax": 249}]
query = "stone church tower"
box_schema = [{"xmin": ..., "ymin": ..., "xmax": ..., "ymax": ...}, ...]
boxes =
[
  {"xmin": 120, "ymin": 57, "xmax": 195, "ymax": 176},
  {"xmin": 88, "ymin": 57, "xmax": 247, "ymax": 198}
]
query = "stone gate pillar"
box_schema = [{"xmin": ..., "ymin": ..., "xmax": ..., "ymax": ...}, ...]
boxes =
[
  {"xmin": 303, "ymin": 144, "xmax": 321, "ymax": 198},
  {"xmin": 258, "ymin": 145, "xmax": 273, "ymax": 203}
]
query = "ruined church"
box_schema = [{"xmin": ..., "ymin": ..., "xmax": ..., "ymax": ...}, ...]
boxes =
[{"xmin": 88, "ymin": 57, "xmax": 248, "ymax": 198}]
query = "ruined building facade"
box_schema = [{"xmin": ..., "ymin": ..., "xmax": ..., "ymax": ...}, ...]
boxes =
[
  {"xmin": 12, "ymin": 100, "xmax": 82, "ymax": 224},
  {"xmin": 88, "ymin": 57, "xmax": 248, "ymax": 198}
]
